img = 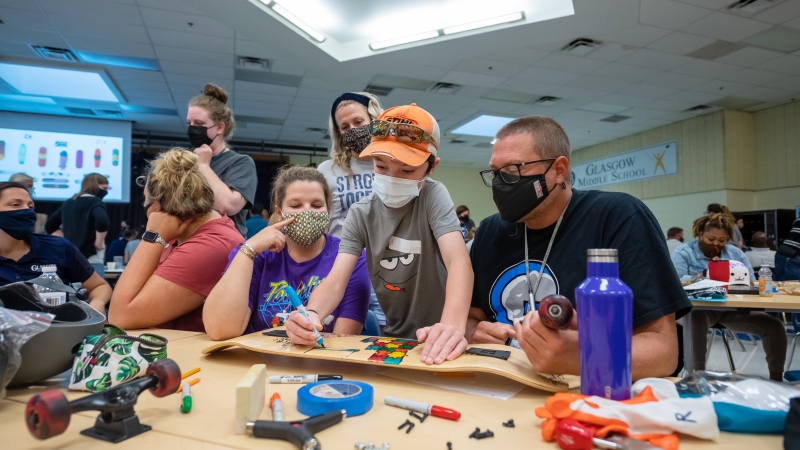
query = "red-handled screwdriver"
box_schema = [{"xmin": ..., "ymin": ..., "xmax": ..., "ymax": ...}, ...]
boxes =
[
  {"xmin": 539, "ymin": 294, "xmax": 574, "ymax": 329},
  {"xmin": 555, "ymin": 418, "xmax": 660, "ymax": 450}
]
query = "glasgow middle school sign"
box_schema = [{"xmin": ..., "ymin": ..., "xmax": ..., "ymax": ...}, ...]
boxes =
[{"xmin": 571, "ymin": 141, "xmax": 678, "ymax": 189}]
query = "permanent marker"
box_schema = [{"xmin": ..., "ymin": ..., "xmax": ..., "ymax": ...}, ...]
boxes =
[
  {"xmin": 384, "ymin": 396, "xmax": 461, "ymax": 421},
  {"xmin": 269, "ymin": 374, "xmax": 343, "ymax": 384},
  {"xmin": 283, "ymin": 285, "xmax": 325, "ymax": 348},
  {"xmin": 269, "ymin": 393, "xmax": 284, "ymax": 421},
  {"xmin": 180, "ymin": 383, "xmax": 192, "ymax": 413}
]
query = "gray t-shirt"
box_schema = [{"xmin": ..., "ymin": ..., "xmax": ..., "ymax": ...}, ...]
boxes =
[
  {"xmin": 209, "ymin": 150, "xmax": 257, "ymax": 237},
  {"xmin": 339, "ymin": 179, "xmax": 461, "ymax": 338},
  {"xmin": 125, "ymin": 239, "xmax": 141, "ymax": 258},
  {"xmin": 317, "ymin": 158, "xmax": 375, "ymax": 238}
]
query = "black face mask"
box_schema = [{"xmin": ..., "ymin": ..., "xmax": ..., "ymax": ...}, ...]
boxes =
[
  {"xmin": 459, "ymin": 214, "xmax": 469, "ymax": 223},
  {"xmin": 491, "ymin": 165, "xmax": 553, "ymax": 223},
  {"xmin": 96, "ymin": 189, "xmax": 108, "ymax": 200},
  {"xmin": 188, "ymin": 125, "xmax": 215, "ymax": 148},
  {"xmin": 0, "ymin": 208, "xmax": 37, "ymax": 240}
]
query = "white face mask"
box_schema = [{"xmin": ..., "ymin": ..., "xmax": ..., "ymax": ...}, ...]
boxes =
[{"xmin": 372, "ymin": 173, "xmax": 423, "ymax": 208}]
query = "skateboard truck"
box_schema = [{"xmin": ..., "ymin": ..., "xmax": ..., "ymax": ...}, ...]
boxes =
[
  {"xmin": 246, "ymin": 408, "xmax": 346, "ymax": 450},
  {"xmin": 25, "ymin": 359, "xmax": 181, "ymax": 443}
]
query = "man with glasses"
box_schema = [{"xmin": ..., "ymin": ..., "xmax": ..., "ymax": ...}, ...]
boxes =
[{"xmin": 468, "ymin": 116, "xmax": 691, "ymax": 380}]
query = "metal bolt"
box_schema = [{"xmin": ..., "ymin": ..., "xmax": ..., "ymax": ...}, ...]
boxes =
[
  {"xmin": 367, "ymin": 441, "xmax": 375, "ymax": 450},
  {"xmin": 380, "ymin": 443, "xmax": 390, "ymax": 450},
  {"xmin": 354, "ymin": 443, "xmax": 366, "ymax": 450}
]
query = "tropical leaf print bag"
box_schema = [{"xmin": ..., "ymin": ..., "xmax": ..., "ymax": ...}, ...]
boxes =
[{"xmin": 68, "ymin": 324, "xmax": 168, "ymax": 392}]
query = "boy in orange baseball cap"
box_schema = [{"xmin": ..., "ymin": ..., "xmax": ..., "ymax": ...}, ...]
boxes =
[{"xmin": 287, "ymin": 104, "xmax": 473, "ymax": 365}]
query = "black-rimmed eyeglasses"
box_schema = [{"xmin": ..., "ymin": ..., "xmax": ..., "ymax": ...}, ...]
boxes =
[{"xmin": 479, "ymin": 158, "xmax": 555, "ymax": 187}]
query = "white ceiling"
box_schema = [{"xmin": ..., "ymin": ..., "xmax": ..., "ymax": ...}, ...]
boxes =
[{"xmin": 2, "ymin": 0, "xmax": 800, "ymax": 167}]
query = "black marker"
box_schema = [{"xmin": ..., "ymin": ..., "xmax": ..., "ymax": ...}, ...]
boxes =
[{"xmin": 269, "ymin": 374, "xmax": 343, "ymax": 384}]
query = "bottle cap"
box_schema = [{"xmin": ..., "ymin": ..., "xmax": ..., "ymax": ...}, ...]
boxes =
[{"xmin": 587, "ymin": 249, "xmax": 618, "ymax": 263}]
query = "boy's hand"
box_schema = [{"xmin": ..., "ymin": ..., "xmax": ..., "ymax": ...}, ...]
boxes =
[
  {"xmin": 416, "ymin": 323, "xmax": 467, "ymax": 365},
  {"xmin": 286, "ymin": 310, "xmax": 323, "ymax": 346}
]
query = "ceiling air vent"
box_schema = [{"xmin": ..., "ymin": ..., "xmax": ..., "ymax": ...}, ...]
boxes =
[
  {"xmin": 600, "ymin": 115, "xmax": 630, "ymax": 123},
  {"xmin": 727, "ymin": 0, "xmax": 776, "ymax": 14},
  {"xmin": 96, "ymin": 110, "xmax": 124, "ymax": 118},
  {"xmin": 305, "ymin": 127, "xmax": 327, "ymax": 134},
  {"xmin": 428, "ymin": 82, "xmax": 462, "ymax": 94},
  {"xmin": 685, "ymin": 105, "xmax": 714, "ymax": 113},
  {"xmin": 364, "ymin": 84, "xmax": 393, "ymax": 96},
  {"xmin": 30, "ymin": 45, "xmax": 79, "ymax": 62},
  {"xmin": 534, "ymin": 96, "xmax": 561, "ymax": 106},
  {"xmin": 65, "ymin": 107, "xmax": 96, "ymax": 116},
  {"xmin": 236, "ymin": 56, "xmax": 271, "ymax": 71},
  {"xmin": 561, "ymin": 38, "xmax": 602, "ymax": 57}
]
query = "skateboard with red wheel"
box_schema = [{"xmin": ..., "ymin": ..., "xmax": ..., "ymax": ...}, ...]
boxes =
[{"xmin": 25, "ymin": 358, "xmax": 181, "ymax": 443}]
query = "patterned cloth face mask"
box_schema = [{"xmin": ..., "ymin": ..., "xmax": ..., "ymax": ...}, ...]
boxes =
[
  {"xmin": 340, "ymin": 124, "xmax": 372, "ymax": 155},
  {"xmin": 280, "ymin": 210, "xmax": 330, "ymax": 246}
]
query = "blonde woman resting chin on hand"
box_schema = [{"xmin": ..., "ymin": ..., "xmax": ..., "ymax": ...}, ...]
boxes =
[
  {"xmin": 203, "ymin": 165, "xmax": 371, "ymax": 341},
  {"xmin": 107, "ymin": 148, "xmax": 243, "ymax": 331}
]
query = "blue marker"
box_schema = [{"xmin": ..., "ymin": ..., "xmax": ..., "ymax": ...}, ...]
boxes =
[{"xmin": 283, "ymin": 285, "xmax": 325, "ymax": 348}]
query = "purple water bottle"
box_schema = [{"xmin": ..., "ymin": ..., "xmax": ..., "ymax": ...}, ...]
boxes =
[{"xmin": 575, "ymin": 249, "xmax": 632, "ymax": 400}]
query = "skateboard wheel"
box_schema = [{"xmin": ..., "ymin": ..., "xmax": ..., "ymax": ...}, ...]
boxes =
[
  {"xmin": 25, "ymin": 390, "xmax": 70, "ymax": 440},
  {"xmin": 146, "ymin": 359, "xmax": 181, "ymax": 397},
  {"xmin": 539, "ymin": 295, "xmax": 573, "ymax": 330}
]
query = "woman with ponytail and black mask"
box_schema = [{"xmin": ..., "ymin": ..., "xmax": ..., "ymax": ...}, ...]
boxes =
[
  {"xmin": 186, "ymin": 83, "xmax": 257, "ymax": 237},
  {"xmin": 0, "ymin": 182, "xmax": 111, "ymax": 312}
]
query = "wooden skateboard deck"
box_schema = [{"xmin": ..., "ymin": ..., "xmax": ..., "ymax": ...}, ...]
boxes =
[{"xmin": 202, "ymin": 329, "xmax": 579, "ymax": 393}]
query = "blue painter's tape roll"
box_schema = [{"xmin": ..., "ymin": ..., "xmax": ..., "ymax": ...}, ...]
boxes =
[{"xmin": 297, "ymin": 380, "xmax": 373, "ymax": 417}]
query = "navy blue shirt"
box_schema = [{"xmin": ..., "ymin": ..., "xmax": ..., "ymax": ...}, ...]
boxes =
[
  {"xmin": 245, "ymin": 216, "xmax": 268, "ymax": 239},
  {"xmin": 105, "ymin": 237, "xmax": 127, "ymax": 263},
  {"xmin": 0, "ymin": 234, "xmax": 95, "ymax": 285}
]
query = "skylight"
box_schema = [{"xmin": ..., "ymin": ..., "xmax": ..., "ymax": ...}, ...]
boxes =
[
  {"xmin": 452, "ymin": 115, "xmax": 516, "ymax": 137},
  {"xmin": 0, "ymin": 62, "xmax": 121, "ymax": 102}
]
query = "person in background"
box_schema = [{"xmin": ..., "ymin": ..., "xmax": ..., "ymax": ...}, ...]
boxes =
[
  {"xmin": 672, "ymin": 214, "xmax": 786, "ymax": 381},
  {"xmin": 746, "ymin": 231, "xmax": 776, "ymax": 269},
  {"xmin": 187, "ymin": 83, "xmax": 257, "ymax": 237},
  {"xmin": 245, "ymin": 203, "xmax": 268, "ymax": 239},
  {"xmin": 775, "ymin": 217, "xmax": 800, "ymax": 282},
  {"xmin": 124, "ymin": 230, "xmax": 141, "ymax": 264},
  {"xmin": 317, "ymin": 92, "xmax": 387, "ymax": 331},
  {"xmin": 105, "ymin": 229, "xmax": 134, "ymax": 264},
  {"xmin": 706, "ymin": 203, "xmax": 742, "ymax": 249},
  {"xmin": 666, "ymin": 227, "xmax": 684, "ymax": 254},
  {"xmin": 44, "ymin": 173, "xmax": 110, "ymax": 277},
  {"xmin": 470, "ymin": 116, "xmax": 690, "ymax": 380},
  {"xmin": 204, "ymin": 166, "xmax": 371, "ymax": 341},
  {"xmin": 287, "ymin": 104, "xmax": 473, "ymax": 365},
  {"xmin": 9, "ymin": 173, "xmax": 34, "ymax": 192},
  {"xmin": 456, "ymin": 205, "xmax": 476, "ymax": 242},
  {"xmin": 108, "ymin": 148, "xmax": 243, "ymax": 331},
  {"xmin": 0, "ymin": 182, "xmax": 111, "ymax": 313}
]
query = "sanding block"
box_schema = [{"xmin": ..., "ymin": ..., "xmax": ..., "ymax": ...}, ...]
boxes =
[{"xmin": 235, "ymin": 364, "xmax": 267, "ymax": 434}]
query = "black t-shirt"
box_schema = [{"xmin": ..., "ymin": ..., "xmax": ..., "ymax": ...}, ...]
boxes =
[
  {"xmin": 471, "ymin": 189, "xmax": 691, "ymax": 329},
  {"xmin": 0, "ymin": 234, "xmax": 95, "ymax": 285},
  {"xmin": 44, "ymin": 195, "xmax": 109, "ymax": 258},
  {"xmin": 209, "ymin": 150, "xmax": 257, "ymax": 237}
]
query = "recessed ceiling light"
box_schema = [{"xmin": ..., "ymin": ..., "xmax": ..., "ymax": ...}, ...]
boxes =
[
  {"xmin": 370, "ymin": 30, "xmax": 441, "ymax": 51},
  {"xmin": 452, "ymin": 114, "xmax": 516, "ymax": 137},
  {"xmin": 263, "ymin": 1, "xmax": 326, "ymax": 43},
  {"xmin": 0, "ymin": 62, "xmax": 121, "ymax": 102},
  {"xmin": 442, "ymin": 12, "xmax": 525, "ymax": 35}
]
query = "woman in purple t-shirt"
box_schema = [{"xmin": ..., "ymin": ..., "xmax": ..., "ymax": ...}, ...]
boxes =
[{"xmin": 204, "ymin": 166, "xmax": 371, "ymax": 341}]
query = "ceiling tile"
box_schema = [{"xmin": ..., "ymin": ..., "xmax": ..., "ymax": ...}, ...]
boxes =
[
  {"xmin": 617, "ymin": 83, "xmax": 682, "ymax": 99},
  {"xmin": 0, "ymin": 7, "xmax": 55, "ymax": 30},
  {"xmin": 646, "ymin": 32, "xmax": 716, "ymax": 55},
  {"xmin": 440, "ymin": 71, "xmax": 507, "ymax": 88},
  {"xmin": 232, "ymin": 92, "xmax": 295, "ymax": 106},
  {"xmin": 766, "ymin": 76, "xmax": 800, "ymax": 92},
  {"xmin": 642, "ymin": 98, "xmax": 695, "ymax": 112},
  {"xmin": 160, "ymin": 60, "xmax": 233, "ymax": 79},
  {"xmin": 479, "ymin": 47, "xmax": 549, "ymax": 65},
  {"xmin": 666, "ymin": 90, "xmax": 726, "ymax": 104},
  {"xmin": 147, "ymin": 28, "xmax": 233, "ymax": 53},
  {"xmin": 715, "ymin": 46, "xmax": 784, "ymax": 67},
  {"xmin": 738, "ymin": 86, "xmax": 793, "ymax": 102},
  {"xmin": 131, "ymin": 0, "xmax": 202, "ymax": 14},
  {"xmin": 555, "ymin": 109, "xmax": 610, "ymax": 122},
  {"xmin": 55, "ymin": 18, "xmax": 151, "ymax": 43},
  {"xmin": 453, "ymin": 58, "xmax": 528, "ymax": 78},
  {"xmin": 154, "ymin": 45, "xmax": 232, "ymax": 67},
  {"xmin": 0, "ymin": 24, "xmax": 68, "ymax": 46},
  {"xmin": 755, "ymin": 54, "xmax": 800, "ymax": 75},
  {"xmin": 616, "ymin": 48, "xmax": 692, "ymax": 70},
  {"xmin": 37, "ymin": 0, "xmax": 143, "ymax": 25},
  {"xmin": 234, "ymin": 80, "xmax": 298, "ymax": 97},
  {"xmin": 597, "ymin": 93, "xmax": 652, "ymax": 107},
  {"xmin": 548, "ymin": 86, "xmax": 607, "ymax": 101},
  {"xmin": 567, "ymin": 75, "xmax": 632, "ymax": 92},
  {"xmin": 592, "ymin": 63, "xmax": 661, "ymax": 82},
  {"xmin": 755, "ymin": 1, "xmax": 800, "ymax": 25},
  {"xmin": 646, "ymin": 72, "xmax": 708, "ymax": 89},
  {"xmin": 493, "ymin": 79, "xmax": 560, "ymax": 96},
  {"xmin": 513, "ymin": 67, "xmax": 583, "ymax": 85},
  {"xmin": 597, "ymin": 24, "xmax": 672, "ymax": 47},
  {"xmin": 0, "ymin": 40, "xmax": 36, "ymax": 58},
  {"xmin": 106, "ymin": 67, "xmax": 165, "ymax": 82},
  {"xmin": 741, "ymin": 26, "xmax": 800, "ymax": 53},
  {"xmin": 584, "ymin": 43, "xmax": 638, "ymax": 62},
  {"xmin": 234, "ymin": 39, "xmax": 283, "ymax": 60},
  {"xmin": 693, "ymin": 79, "xmax": 755, "ymax": 96},
  {"xmin": 534, "ymin": 53, "xmax": 608, "ymax": 75},
  {"xmin": 639, "ymin": 0, "xmax": 712, "ymax": 29},
  {"xmin": 138, "ymin": 7, "xmax": 234, "ymax": 38},
  {"xmin": 721, "ymin": 68, "xmax": 789, "ymax": 85},
  {"xmin": 65, "ymin": 34, "xmax": 157, "ymax": 58},
  {"xmin": 680, "ymin": 12, "xmax": 773, "ymax": 42},
  {"xmin": 671, "ymin": 59, "xmax": 740, "ymax": 78}
]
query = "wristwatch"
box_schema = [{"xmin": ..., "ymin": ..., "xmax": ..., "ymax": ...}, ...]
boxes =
[{"xmin": 142, "ymin": 230, "xmax": 169, "ymax": 248}]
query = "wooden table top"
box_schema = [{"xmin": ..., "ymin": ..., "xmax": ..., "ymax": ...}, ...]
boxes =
[
  {"xmin": 691, "ymin": 292, "xmax": 800, "ymax": 310},
  {"xmin": 1, "ymin": 330, "xmax": 785, "ymax": 449}
]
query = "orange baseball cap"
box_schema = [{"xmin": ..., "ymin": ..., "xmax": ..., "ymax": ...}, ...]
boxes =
[{"xmin": 360, "ymin": 103, "xmax": 440, "ymax": 167}]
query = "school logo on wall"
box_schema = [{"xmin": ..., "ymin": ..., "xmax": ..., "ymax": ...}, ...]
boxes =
[
  {"xmin": 571, "ymin": 141, "xmax": 678, "ymax": 189},
  {"xmin": 489, "ymin": 261, "xmax": 560, "ymax": 324}
]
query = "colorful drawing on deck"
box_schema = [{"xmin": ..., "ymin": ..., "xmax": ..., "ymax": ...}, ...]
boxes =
[{"xmin": 362, "ymin": 337, "xmax": 419, "ymax": 365}]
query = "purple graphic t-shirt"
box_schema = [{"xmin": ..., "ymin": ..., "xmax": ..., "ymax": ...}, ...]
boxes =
[{"xmin": 225, "ymin": 234, "xmax": 371, "ymax": 335}]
